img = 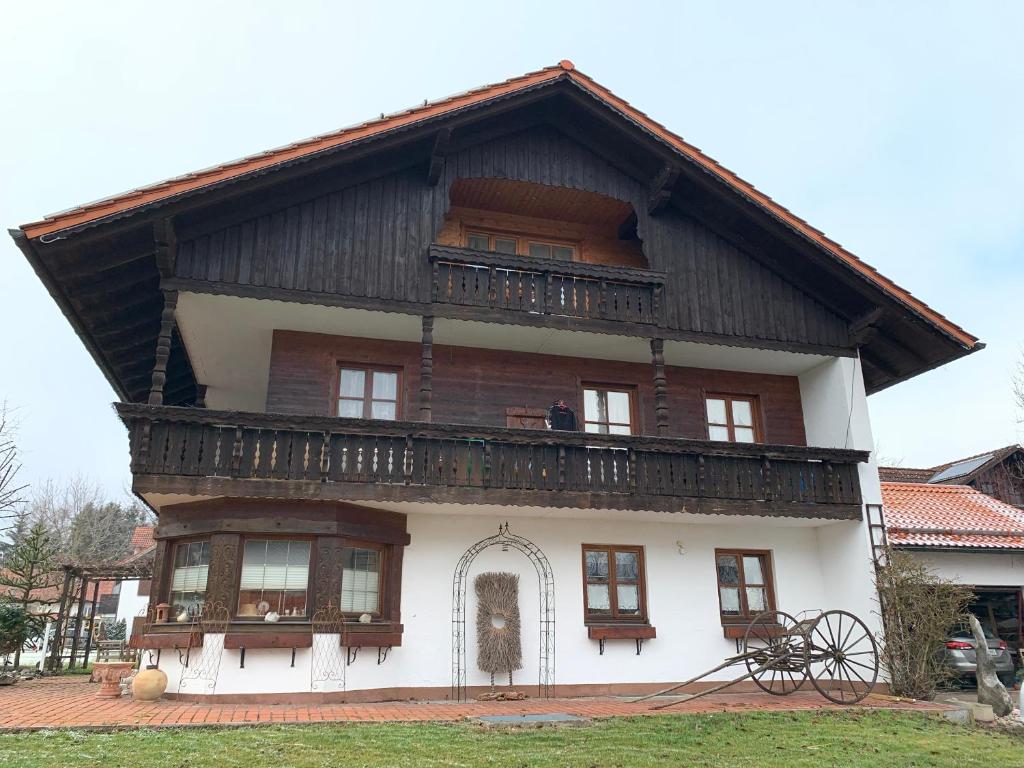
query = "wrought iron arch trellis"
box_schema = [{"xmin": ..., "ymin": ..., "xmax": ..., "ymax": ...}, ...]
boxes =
[{"xmin": 451, "ymin": 522, "xmax": 555, "ymax": 702}]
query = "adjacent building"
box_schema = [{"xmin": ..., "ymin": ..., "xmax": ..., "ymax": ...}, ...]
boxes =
[{"xmin": 11, "ymin": 62, "xmax": 980, "ymax": 701}]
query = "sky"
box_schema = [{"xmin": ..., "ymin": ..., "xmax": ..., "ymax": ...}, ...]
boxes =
[{"xmin": 1, "ymin": 1, "xmax": 1022, "ymax": 496}]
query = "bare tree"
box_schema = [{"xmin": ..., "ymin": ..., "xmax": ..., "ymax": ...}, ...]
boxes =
[{"xmin": 0, "ymin": 403, "xmax": 28, "ymax": 533}]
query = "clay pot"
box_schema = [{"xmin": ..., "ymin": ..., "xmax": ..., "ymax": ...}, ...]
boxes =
[
  {"xmin": 131, "ymin": 664, "xmax": 168, "ymax": 702},
  {"xmin": 93, "ymin": 661, "xmax": 135, "ymax": 698}
]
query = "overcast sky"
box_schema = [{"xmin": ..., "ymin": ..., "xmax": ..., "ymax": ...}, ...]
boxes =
[{"xmin": 1, "ymin": 1, "xmax": 1022, "ymax": 496}]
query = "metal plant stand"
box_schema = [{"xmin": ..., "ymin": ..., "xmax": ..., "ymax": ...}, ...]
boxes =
[{"xmin": 640, "ymin": 609, "xmax": 879, "ymax": 709}]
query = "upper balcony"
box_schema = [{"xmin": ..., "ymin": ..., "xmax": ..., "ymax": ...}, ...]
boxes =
[
  {"xmin": 429, "ymin": 245, "xmax": 666, "ymax": 334},
  {"xmin": 118, "ymin": 403, "xmax": 867, "ymax": 520}
]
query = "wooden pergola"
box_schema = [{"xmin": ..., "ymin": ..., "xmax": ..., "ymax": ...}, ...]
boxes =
[{"xmin": 45, "ymin": 559, "xmax": 152, "ymax": 671}]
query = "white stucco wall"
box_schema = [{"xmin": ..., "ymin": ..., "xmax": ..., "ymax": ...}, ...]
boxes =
[
  {"xmin": 907, "ymin": 550, "xmax": 1024, "ymax": 589},
  {"xmin": 799, "ymin": 355, "xmax": 881, "ymax": 639},
  {"xmin": 115, "ymin": 580, "xmax": 150, "ymax": 627},
  {"xmin": 153, "ymin": 510, "xmax": 876, "ymax": 697}
]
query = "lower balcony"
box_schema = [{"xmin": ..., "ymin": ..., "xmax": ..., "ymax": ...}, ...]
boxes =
[{"xmin": 117, "ymin": 404, "xmax": 867, "ymax": 518}]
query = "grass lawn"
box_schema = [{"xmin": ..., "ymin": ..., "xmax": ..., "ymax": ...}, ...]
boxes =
[{"xmin": 0, "ymin": 710, "xmax": 1018, "ymax": 768}]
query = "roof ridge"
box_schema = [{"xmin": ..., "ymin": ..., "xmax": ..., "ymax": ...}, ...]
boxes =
[{"xmin": 17, "ymin": 61, "xmax": 978, "ymax": 350}]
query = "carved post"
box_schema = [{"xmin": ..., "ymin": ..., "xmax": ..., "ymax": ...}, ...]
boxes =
[
  {"xmin": 650, "ymin": 338, "xmax": 669, "ymax": 436},
  {"xmin": 148, "ymin": 290, "xmax": 179, "ymax": 405},
  {"xmin": 419, "ymin": 316, "xmax": 434, "ymax": 422}
]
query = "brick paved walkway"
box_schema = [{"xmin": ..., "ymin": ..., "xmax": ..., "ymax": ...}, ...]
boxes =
[{"xmin": 0, "ymin": 677, "xmax": 949, "ymax": 731}]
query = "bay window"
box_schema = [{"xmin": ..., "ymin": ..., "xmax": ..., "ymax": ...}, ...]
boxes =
[{"xmin": 238, "ymin": 539, "xmax": 311, "ymax": 618}]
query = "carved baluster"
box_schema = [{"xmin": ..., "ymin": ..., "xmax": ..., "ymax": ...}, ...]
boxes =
[
  {"xmin": 698, "ymin": 454, "xmax": 707, "ymax": 496},
  {"xmin": 825, "ymin": 461, "xmax": 836, "ymax": 503},
  {"xmin": 557, "ymin": 445, "xmax": 566, "ymax": 489},
  {"xmin": 147, "ymin": 290, "xmax": 178, "ymax": 405},
  {"xmin": 650, "ymin": 338, "xmax": 669, "ymax": 436},
  {"xmin": 762, "ymin": 456, "xmax": 773, "ymax": 501},
  {"xmin": 487, "ymin": 266, "xmax": 497, "ymax": 307},
  {"xmin": 628, "ymin": 448, "xmax": 638, "ymax": 493},
  {"xmin": 652, "ymin": 284, "xmax": 663, "ymax": 326},
  {"xmin": 419, "ymin": 315, "xmax": 434, "ymax": 422},
  {"xmin": 320, "ymin": 432, "xmax": 331, "ymax": 482},
  {"xmin": 431, "ymin": 260, "xmax": 440, "ymax": 303},
  {"xmin": 404, "ymin": 435, "xmax": 414, "ymax": 485},
  {"xmin": 599, "ymin": 280, "xmax": 608, "ymax": 319},
  {"xmin": 230, "ymin": 426, "xmax": 244, "ymax": 477},
  {"xmin": 483, "ymin": 442, "xmax": 493, "ymax": 488},
  {"xmin": 544, "ymin": 272, "xmax": 554, "ymax": 314},
  {"xmin": 131, "ymin": 420, "xmax": 152, "ymax": 474}
]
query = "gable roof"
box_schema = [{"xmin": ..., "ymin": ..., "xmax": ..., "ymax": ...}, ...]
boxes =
[
  {"xmin": 879, "ymin": 445, "xmax": 1023, "ymax": 486},
  {"xmin": 882, "ymin": 482, "xmax": 1024, "ymax": 550},
  {"xmin": 18, "ymin": 60, "xmax": 978, "ymax": 353}
]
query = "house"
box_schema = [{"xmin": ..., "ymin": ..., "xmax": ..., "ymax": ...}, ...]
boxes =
[
  {"xmin": 11, "ymin": 62, "xmax": 980, "ymax": 702},
  {"xmin": 105, "ymin": 526, "xmax": 156, "ymax": 630},
  {"xmin": 881, "ymin": 482, "xmax": 1024, "ymax": 661},
  {"xmin": 880, "ymin": 445, "xmax": 1024, "ymax": 508}
]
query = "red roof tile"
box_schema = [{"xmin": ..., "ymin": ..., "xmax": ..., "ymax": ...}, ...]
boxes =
[
  {"xmin": 19, "ymin": 61, "xmax": 978, "ymax": 351},
  {"xmin": 129, "ymin": 526, "xmax": 155, "ymax": 554},
  {"xmin": 881, "ymin": 482, "xmax": 1024, "ymax": 550}
]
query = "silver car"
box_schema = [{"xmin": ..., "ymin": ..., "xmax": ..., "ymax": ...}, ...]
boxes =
[{"xmin": 944, "ymin": 625, "xmax": 1016, "ymax": 688}]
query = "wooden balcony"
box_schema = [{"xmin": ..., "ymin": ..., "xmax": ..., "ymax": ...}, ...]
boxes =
[
  {"xmin": 429, "ymin": 245, "xmax": 666, "ymax": 332},
  {"xmin": 118, "ymin": 405, "xmax": 866, "ymax": 518}
]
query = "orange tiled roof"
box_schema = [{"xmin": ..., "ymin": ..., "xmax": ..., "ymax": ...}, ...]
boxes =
[
  {"xmin": 129, "ymin": 526, "xmax": 155, "ymax": 554},
  {"xmin": 881, "ymin": 482, "xmax": 1024, "ymax": 550},
  {"xmin": 19, "ymin": 61, "xmax": 977, "ymax": 351}
]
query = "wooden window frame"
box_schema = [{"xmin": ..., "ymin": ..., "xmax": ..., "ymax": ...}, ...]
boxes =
[
  {"xmin": 339, "ymin": 540, "xmax": 387, "ymax": 618},
  {"xmin": 234, "ymin": 535, "xmax": 315, "ymax": 621},
  {"xmin": 161, "ymin": 536, "xmax": 210, "ymax": 619},
  {"xmin": 335, "ymin": 363, "xmax": 403, "ymax": 421},
  {"xmin": 581, "ymin": 544, "xmax": 649, "ymax": 624},
  {"xmin": 580, "ymin": 383, "xmax": 637, "ymax": 436},
  {"xmin": 704, "ymin": 392, "xmax": 762, "ymax": 443},
  {"xmin": 714, "ymin": 548, "xmax": 777, "ymax": 624},
  {"xmin": 463, "ymin": 229, "xmax": 578, "ymax": 261}
]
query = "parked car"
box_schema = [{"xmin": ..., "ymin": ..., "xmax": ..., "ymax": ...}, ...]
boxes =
[{"xmin": 943, "ymin": 625, "xmax": 1016, "ymax": 688}]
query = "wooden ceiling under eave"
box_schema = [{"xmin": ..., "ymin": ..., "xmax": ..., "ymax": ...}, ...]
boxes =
[{"xmin": 12, "ymin": 224, "xmax": 198, "ymax": 406}]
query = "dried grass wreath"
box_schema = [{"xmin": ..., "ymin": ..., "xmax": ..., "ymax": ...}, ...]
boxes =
[{"xmin": 475, "ymin": 572, "xmax": 523, "ymax": 679}]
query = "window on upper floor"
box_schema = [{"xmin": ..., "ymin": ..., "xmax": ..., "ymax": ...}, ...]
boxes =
[
  {"xmin": 715, "ymin": 549, "xmax": 775, "ymax": 623},
  {"xmin": 582, "ymin": 386, "xmax": 634, "ymax": 435},
  {"xmin": 705, "ymin": 394, "xmax": 760, "ymax": 443},
  {"xmin": 465, "ymin": 230, "xmax": 577, "ymax": 261},
  {"xmin": 337, "ymin": 366, "xmax": 400, "ymax": 420},
  {"xmin": 582, "ymin": 544, "xmax": 648, "ymax": 623}
]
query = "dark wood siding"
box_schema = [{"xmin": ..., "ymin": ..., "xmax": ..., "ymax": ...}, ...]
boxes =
[
  {"xmin": 177, "ymin": 126, "xmax": 849, "ymax": 350},
  {"xmin": 266, "ymin": 331, "xmax": 807, "ymax": 446}
]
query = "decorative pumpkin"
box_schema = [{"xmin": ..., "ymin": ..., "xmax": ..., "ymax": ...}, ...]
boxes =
[{"xmin": 132, "ymin": 664, "xmax": 168, "ymax": 701}]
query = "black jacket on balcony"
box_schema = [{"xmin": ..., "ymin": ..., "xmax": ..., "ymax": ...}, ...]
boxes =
[{"xmin": 547, "ymin": 402, "xmax": 578, "ymax": 431}]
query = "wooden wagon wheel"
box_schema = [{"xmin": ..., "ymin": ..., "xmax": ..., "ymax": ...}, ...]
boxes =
[
  {"xmin": 806, "ymin": 610, "xmax": 878, "ymax": 704},
  {"xmin": 742, "ymin": 611, "xmax": 808, "ymax": 696}
]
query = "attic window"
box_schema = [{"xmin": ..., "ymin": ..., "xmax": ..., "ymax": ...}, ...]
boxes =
[{"xmin": 465, "ymin": 230, "xmax": 576, "ymax": 260}]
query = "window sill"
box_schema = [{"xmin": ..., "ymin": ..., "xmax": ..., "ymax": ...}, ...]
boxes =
[
  {"xmin": 721, "ymin": 622, "xmax": 785, "ymax": 639},
  {"xmin": 224, "ymin": 632, "xmax": 313, "ymax": 649},
  {"xmin": 586, "ymin": 624, "xmax": 657, "ymax": 641}
]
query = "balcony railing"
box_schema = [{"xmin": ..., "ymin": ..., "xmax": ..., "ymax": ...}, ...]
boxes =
[
  {"xmin": 429, "ymin": 245, "xmax": 666, "ymax": 328},
  {"xmin": 118, "ymin": 405, "xmax": 867, "ymax": 518}
]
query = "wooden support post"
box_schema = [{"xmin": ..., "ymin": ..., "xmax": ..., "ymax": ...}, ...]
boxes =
[
  {"xmin": 650, "ymin": 338, "xmax": 669, "ymax": 436},
  {"xmin": 147, "ymin": 290, "xmax": 179, "ymax": 405},
  {"xmin": 47, "ymin": 569, "xmax": 74, "ymax": 671},
  {"xmin": 68, "ymin": 578, "xmax": 89, "ymax": 669},
  {"xmin": 82, "ymin": 580, "xmax": 100, "ymax": 665},
  {"xmin": 419, "ymin": 316, "xmax": 434, "ymax": 422}
]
